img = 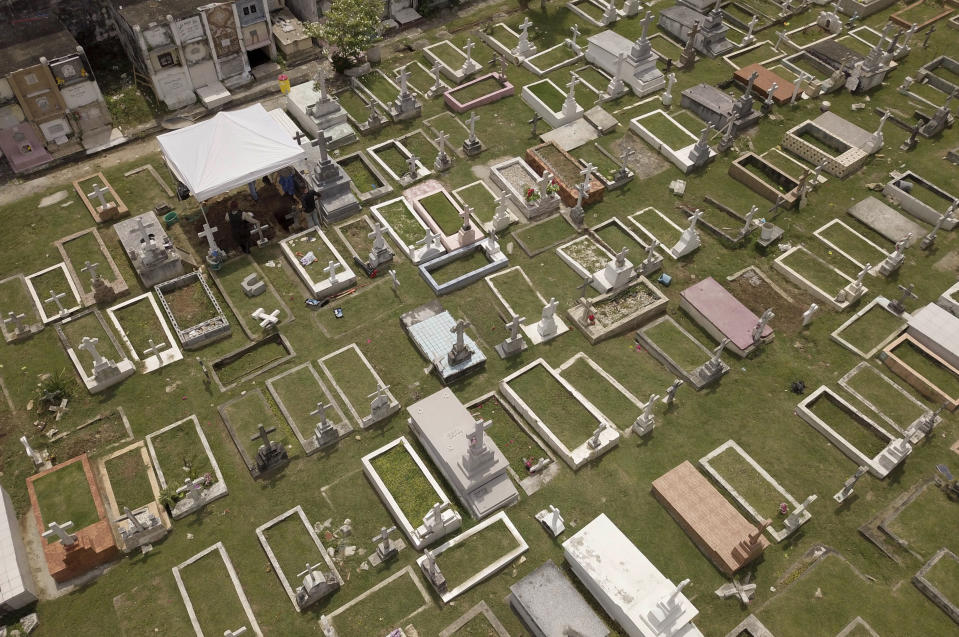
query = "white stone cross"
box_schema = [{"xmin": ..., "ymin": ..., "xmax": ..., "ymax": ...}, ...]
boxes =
[
  {"xmin": 20, "ymin": 435, "xmax": 36, "ymax": 460},
  {"xmin": 565, "ymin": 75, "xmax": 579, "ymax": 104},
  {"xmin": 519, "ymin": 17, "xmax": 533, "ymax": 35},
  {"xmin": 802, "ymin": 303, "xmax": 819, "ymax": 326},
  {"xmin": 406, "ymin": 153, "xmax": 419, "ymax": 178},
  {"xmin": 752, "ymin": 308, "xmax": 774, "ymax": 342},
  {"xmin": 132, "ymin": 216, "xmax": 153, "ymax": 241},
  {"xmin": 580, "ymin": 162, "xmax": 594, "ymax": 184},
  {"xmin": 81, "ymin": 260, "xmax": 101, "ymax": 283},
  {"xmin": 42, "ymin": 520, "xmax": 77, "ymax": 546},
  {"xmin": 87, "ymin": 183, "xmax": 110, "ymax": 208},
  {"xmin": 468, "ymin": 417, "xmax": 490, "ymax": 453},
  {"xmin": 460, "ymin": 205, "xmax": 473, "ymax": 230},
  {"xmin": 78, "ymin": 336, "xmax": 106, "ymax": 366},
  {"xmin": 315, "ymin": 67, "xmax": 328, "ymax": 101},
  {"xmin": 425, "ymin": 502, "xmax": 448, "ymax": 531},
  {"xmin": 434, "ymin": 130, "xmax": 449, "ymax": 152},
  {"xmin": 388, "ymin": 269, "xmax": 399, "ymax": 291},
  {"xmin": 536, "ymin": 171, "xmax": 553, "ymax": 199},
  {"xmin": 198, "ymin": 223, "xmax": 219, "ymax": 252},
  {"xmin": 123, "ymin": 505, "xmax": 145, "ymax": 532},
  {"xmin": 569, "ymin": 24, "xmax": 581, "ymax": 47},
  {"xmin": 746, "ymin": 15, "xmax": 759, "ymax": 38},
  {"xmin": 466, "ymin": 112, "xmax": 479, "ymax": 142},
  {"xmin": 743, "ymin": 205, "xmax": 759, "ymax": 231},
  {"xmin": 368, "ymin": 222, "xmax": 388, "ymax": 251},
  {"xmin": 854, "ymin": 263, "xmax": 869, "ymax": 286},
  {"xmin": 542, "ymin": 297, "xmax": 559, "ymax": 321},
  {"xmin": 614, "ymin": 247, "xmax": 629, "ymax": 268},
  {"xmin": 588, "ymin": 424, "xmax": 605, "ymax": 448},
  {"xmin": 223, "ymin": 627, "xmax": 248, "ymax": 637},
  {"xmin": 430, "ymin": 61, "xmax": 443, "ymax": 92},
  {"xmin": 464, "ymin": 39, "xmax": 475, "ymax": 67},
  {"xmin": 644, "ymin": 239, "xmax": 660, "ymax": 263},
  {"xmin": 252, "ymin": 308, "xmax": 280, "ymax": 329},
  {"xmin": 310, "ymin": 401, "xmax": 330, "ymax": 425},
  {"xmin": 143, "ymin": 338, "xmax": 167, "ymax": 360},
  {"xmin": 44, "ymin": 289, "xmax": 68, "ymax": 316},
  {"xmin": 415, "ymin": 228, "xmax": 441, "ymax": 251},
  {"xmin": 688, "ymin": 209, "xmax": 703, "ymax": 230},
  {"xmin": 5, "ymin": 311, "xmax": 26, "ymax": 333},
  {"xmin": 324, "ymin": 260, "xmax": 342, "ymax": 283},
  {"xmin": 507, "ymin": 314, "xmax": 524, "ymax": 340},
  {"xmin": 450, "ymin": 318, "xmax": 471, "ymax": 351},
  {"xmin": 397, "ymin": 65, "xmax": 411, "ymax": 97}
]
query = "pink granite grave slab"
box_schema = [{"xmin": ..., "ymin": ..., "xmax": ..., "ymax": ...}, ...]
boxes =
[
  {"xmin": 404, "ymin": 179, "xmax": 485, "ymax": 252},
  {"xmin": 0, "ymin": 124, "xmax": 53, "ymax": 173},
  {"xmin": 680, "ymin": 277, "xmax": 772, "ymax": 354}
]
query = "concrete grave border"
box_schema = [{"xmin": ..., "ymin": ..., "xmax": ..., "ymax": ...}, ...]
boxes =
[
  {"xmin": 54, "ymin": 227, "xmax": 128, "ymax": 307},
  {"xmin": 635, "ymin": 314, "xmax": 727, "ymax": 390},
  {"xmin": 415, "ymin": 510, "xmax": 528, "ymax": 603},
  {"xmin": 392, "ymin": 59, "xmax": 451, "ymax": 96},
  {"xmin": 324, "ymin": 565, "xmax": 432, "ymax": 629},
  {"xmin": 367, "ymin": 138, "xmax": 432, "ymax": 187},
  {"xmin": 208, "ymin": 255, "xmax": 293, "ymax": 340},
  {"xmin": 479, "ymin": 22, "xmax": 525, "ymax": 65},
  {"xmin": 72, "ymin": 171, "xmax": 129, "ymax": 223},
  {"xmin": 500, "ymin": 358, "xmax": 620, "ymax": 470},
  {"xmin": 830, "ymin": 296, "xmax": 906, "ymax": 359},
  {"xmin": 521, "ymin": 42, "xmax": 584, "ymax": 77},
  {"xmin": 700, "ymin": 439, "xmax": 810, "ymax": 542},
  {"xmin": 555, "ymin": 234, "xmax": 617, "ymax": 292},
  {"xmin": 407, "ymin": 181, "xmax": 485, "ymax": 252},
  {"xmin": 567, "ymin": 276, "xmax": 668, "ymax": 345},
  {"xmin": 452, "ymin": 179, "xmax": 518, "ymax": 233},
  {"xmin": 154, "ymin": 270, "xmax": 231, "ymax": 350},
  {"xmin": 883, "ymin": 170, "xmax": 959, "ymax": 228},
  {"xmin": 488, "ymin": 156, "xmax": 560, "ymax": 221},
  {"xmin": 485, "ymin": 265, "xmax": 548, "ymax": 325},
  {"xmin": 279, "ymin": 226, "xmax": 357, "ymax": 299},
  {"xmin": 25, "ymin": 262, "xmax": 82, "ymax": 324},
  {"xmin": 722, "ymin": 40, "xmax": 783, "ymax": 70},
  {"xmin": 521, "ymin": 78, "xmax": 584, "ymax": 128},
  {"xmin": 144, "ymin": 414, "xmax": 228, "ymax": 520},
  {"xmin": 773, "ymin": 245, "xmax": 863, "ymax": 311},
  {"xmin": 813, "ymin": 218, "xmax": 889, "ymax": 274},
  {"xmin": 556, "ymin": 351, "xmax": 644, "ymax": 429},
  {"xmin": 419, "ymin": 241, "xmax": 510, "ymax": 296},
  {"xmin": 361, "ymin": 435, "xmax": 462, "ymax": 550},
  {"xmin": 338, "ymin": 150, "xmax": 394, "ymax": 204},
  {"xmin": 836, "ymin": 616, "xmax": 881, "ymax": 637},
  {"xmin": 0, "ymin": 273, "xmax": 44, "ymax": 342},
  {"xmin": 629, "ymin": 110, "xmax": 714, "ymax": 174},
  {"xmin": 795, "ymin": 385, "xmax": 911, "ymax": 478},
  {"xmin": 106, "ymin": 292, "xmax": 183, "ymax": 372},
  {"xmin": 265, "ymin": 361, "xmax": 352, "ymax": 455},
  {"xmin": 511, "ymin": 214, "xmax": 577, "ymax": 257},
  {"xmin": 171, "ymin": 541, "xmax": 262, "ymax": 637},
  {"xmin": 423, "ymin": 39, "xmax": 479, "ymax": 84},
  {"xmin": 438, "ymin": 600, "xmax": 511, "ymax": 637},
  {"xmin": 55, "ymin": 308, "xmax": 135, "ymax": 393},
  {"xmin": 207, "ymin": 332, "xmax": 296, "ymax": 393},
  {"xmin": 913, "ymin": 548, "xmax": 959, "ymax": 626},
  {"xmin": 839, "ymin": 361, "xmax": 936, "ymax": 443},
  {"xmin": 318, "ymin": 342, "xmax": 400, "ymax": 428},
  {"xmin": 591, "ymin": 217, "xmax": 663, "ymax": 275},
  {"xmin": 444, "ymin": 72, "xmax": 514, "ymax": 113},
  {"xmin": 254, "ymin": 505, "xmax": 343, "ymax": 612},
  {"xmin": 423, "ymin": 111, "xmax": 486, "ymax": 158},
  {"xmin": 627, "ymin": 207, "xmax": 689, "ymax": 260},
  {"xmin": 370, "ymin": 196, "xmax": 441, "ymax": 264},
  {"xmin": 881, "ymin": 333, "xmax": 959, "ymax": 411},
  {"xmin": 216, "ymin": 387, "xmax": 291, "ymax": 480},
  {"xmin": 566, "ymin": 0, "xmax": 621, "ymax": 28}
]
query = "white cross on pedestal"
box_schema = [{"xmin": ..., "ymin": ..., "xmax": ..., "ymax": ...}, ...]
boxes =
[
  {"xmin": 4, "ymin": 311, "xmax": 26, "ymax": 333},
  {"xmin": 506, "ymin": 314, "xmax": 524, "ymax": 340},
  {"xmin": 463, "ymin": 39, "xmax": 475, "ymax": 67},
  {"xmin": 434, "ymin": 130, "xmax": 449, "ymax": 152},
  {"xmin": 466, "ymin": 112, "xmax": 479, "ymax": 142},
  {"xmin": 397, "ymin": 65, "xmax": 411, "ymax": 96},
  {"xmin": 460, "ymin": 205, "xmax": 473, "ymax": 231},
  {"xmin": 388, "ymin": 269, "xmax": 399, "ymax": 291},
  {"xmin": 42, "ymin": 520, "xmax": 77, "ymax": 546},
  {"xmin": 87, "ymin": 183, "xmax": 110, "ymax": 208},
  {"xmin": 81, "ymin": 260, "xmax": 101, "ymax": 283},
  {"xmin": 415, "ymin": 228, "xmax": 441, "ymax": 251},
  {"xmin": 44, "ymin": 289, "xmax": 68, "ymax": 316},
  {"xmin": 78, "ymin": 336, "xmax": 106, "ymax": 366},
  {"xmin": 223, "ymin": 627, "xmax": 248, "ymax": 637},
  {"xmin": 310, "ymin": 401, "xmax": 330, "ymax": 425},
  {"xmin": 324, "ymin": 260, "xmax": 342, "ymax": 283},
  {"xmin": 198, "ymin": 223, "xmax": 219, "ymax": 252}
]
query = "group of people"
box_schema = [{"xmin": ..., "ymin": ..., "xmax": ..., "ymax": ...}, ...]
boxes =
[{"xmin": 226, "ymin": 172, "xmax": 319, "ymax": 254}]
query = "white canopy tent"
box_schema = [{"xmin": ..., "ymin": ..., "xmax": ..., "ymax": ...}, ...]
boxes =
[{"xmin": 157, "ymin": 104, "xmax": 307, "ymax": 202}]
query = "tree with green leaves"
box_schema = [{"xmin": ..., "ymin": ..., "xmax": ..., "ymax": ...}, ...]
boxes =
[{"xmin": 305, "ymin": 0, "xmax": 385, "ymax": 72}]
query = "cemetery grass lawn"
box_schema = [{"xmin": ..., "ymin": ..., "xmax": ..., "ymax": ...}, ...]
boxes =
[
  {"xmin": 631, "ymin": 209, "xmax": 683, "ymax": 246},
  {"xmin": 434, "ymin": 518, "xmax": 519, "ymax": 589},
  {"xmin": 114, "ymin": 575, "xmax": 194, "ymax": 634},
  {"xmin": 30, "ymin": 267, "xmax": 73, "ymax": 306},
  {"xmin": 216, "ymin": 340, "xmax": 290, "ymax": 386},
  {"xmin": 572, "ymin": 0, "xmax": 606, "ymax": 22},
  {"xmin": 817, "ymin": 224, "xmax": 885, "ymax": 266},
  {"xmin": 570, "ymin": 66, "xmax": 608, "ymax": 92},
  {"xmin": 513, "ymin": 215, "xmax": 576, "ymax": 254},
  {"xmin": 220, "ymin": 391, "xmax": 290, "ymax": 459},
  {"xmin": 508, "ymin": 363, "xmax": 599, "ymax": 449},
  {"xmin": 450, "ymin": 76, "xmax": 505, "ymax": 104},
  {"xmin": 728, "ymin": 43, "xmax": 780, "ymax": 69},
  {"xmin": 489, "ymin": 269, "xmax": 544, "ymax": 321},
  {"xmin": 393, "ymin": 62, "xmax": 432, "ymax": 95},
  {"xmin": 809, "ymin": 394, "xmax": 889, "ymax": 458},
  {"xmin": 325, "ymin": 346, "xmax": 379, "ymax": 414},
  {"xmin": 419, "ymin": 191, "xmax": 464, "ymax": 236},
  {"xmin": 528, "ymin": 44, "xmax": 577, "ymax": 71},
  {"xmin": 926, "ymin": 555, "xmax": 959, "ymax": 605},
  {"xmin": 528, "ymin": 81, "xmax": 567, "ymax": 113},
  {"xmin": 430, "ymin": 41, "xmax": 467, "ymax": 70},
  {"xmin": 890, "ymin": 339, "xmax": 959, "ymax": 398},
  {"xmin": 836, "ymin": 305, "xmax": 904, "ymax": 354},
  {"xmin": 33, "ymin": 461, "xmax": 99, "ymax": 536},
  {"xmin": 845, "ymin": 367, "xmax": 924, "ymax": 428},
  {"xmin": 787, "ymin": 25, "xmax": 833, "ymax": 47},
  {"xmin": 263, "ymin": 514, "xmax": 324, "ymax": 589},
  {"xmin": 337, "ymin": 88, "xmax": 371, "ymax": 122},
  {"xmin": 887, "ymin": 485, "xmax": 959, "ymax": 557},
  {"xmin": 454, "ymin": 183, "xmax": 495, "ymax": 223},
  {"xmin": 707, "ymin": 448, "xmax": 786, "ymax": 523},
  {"xmin": 379, "ymin": 200, "xmax": 423, "ymax": 246},
  {"xmin": 559, "ymin": 358, "xmax": 637, "ymax": 430},
  {"xmin": 472, "ymin": 395, "xmax": 544, "ymax": 475},
  {"xmin": 0, "ymin": 276, "xmax": 33, "ymax": 315},
  {"xmin": 213, "ymin": 258, "xmax": 286, "ymax": 330},
  {"xmin": 638, "ymin": 112, "xmax": 696, "ymax": 150},
  {"xmin": 595, "ymin": 223, "xmax": 646, "ymax": 258},
  {"xmin": 104, "ymin": 448, "xmax": 155, "ymax": 509},
  {"xmin": 400, "ymin": 132, "xmax": 438, "ymax": 166},
  {"xmin": 162, "ymin": 279, "xmax": 217, "ymax": 329},
  {"xmin": 341, "ymin": 156, "xmax": 383, "ymax": 194},
  {"xmin": 457, "ymin": 613, "xmax": 499, "ymax": 636},
  {"xmin": 643, "ymin": 319, "xmax": 709, "ymax": 370},
  {"xmin": 563, "ymin": 236, "xmax": 609, "ymax": 273},
  {"xmin": 178, "ymin": 550, "xmax": 250, "ymax": 636},
  {"xmin": 114, "ymin": 295, "xmax": 166, "ymax": 356},
  {"xmin": 270, "ymin": 364, "xmax": 324, "ymax": 430},
  {"xmin": 375, "ymin": 145, "xmax": 413, "ymax": 179},
  {"xmin": 369, "ymin": 444, "xmax": 438, "ymax": 523},
  {"xmin": 897, "ymin": 1, "xmax": 950, "ymax": 24},
  {"xmin": 780, "ymin": 248, "xmax": 848, "ymax": 293},
  {"xmin": 359, "ymin": 71, "xmax": 399, "ymax": 104},
  {"xmin": 491, "ymin": 22, "xmax": 519, "ymax": 47},
  {"xmin": 54, "ymin": 411, "xmax": 128, "ymax": 460},
  {"xmin": 149, "ymin": 423, "xmax": 216, "ymax": 487},
  {"xmin": 62, "ymin": 232, "xmax": 109, "ymax": 294},
  {"xmin": 910, "ymin": 80, "xmax": 949, "ymax": 105},
  {"xmin": 574, "ymin": 143, "xmax": 620, "ymax": 182},
  {"xmin": 60, "ymin": 311, "xmax": 113, "ymax": 354},
  {"xmin": 536, "ymin": 143, "xmax": 584, "ymax": 186},
  {"xmin": 430, "ymin": 250, "xmax": 491, "ymax": 285},
  {"xmin": 338, "ymin": 218, "xmax": 374, "ymax": 262},
  {"xmin": 333, "ymin": 570, "xmax": 425, "ymax": 637}
]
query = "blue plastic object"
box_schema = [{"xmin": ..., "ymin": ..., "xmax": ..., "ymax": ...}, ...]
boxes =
[{"xmin": 658, "ymin": 273, "xmax": 672, "ymax": 287}]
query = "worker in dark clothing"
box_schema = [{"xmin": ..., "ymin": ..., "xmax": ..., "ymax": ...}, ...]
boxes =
[
  {"xmin": 227, "ymin": 200, "xmax": 256, "ymax": 254},
  {"xmin": 299, "ymin": 188, "xmax": 319, "ymax": 228}
]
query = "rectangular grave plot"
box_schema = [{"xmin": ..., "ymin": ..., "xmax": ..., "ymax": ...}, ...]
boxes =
[
  {"xmin": 452, "ymin": 181, "xmax": 504, "ymax": 227},
  {"xmin": 57, "ymin": 308, "xmax": 131, "ymax": 388},
  {"xmin": 806, "ymin": 388, "xmax": 894, "ymax": 458},
  {"xmin": 637, "ymin": 315, "xmax": 723, "ymax": 388},
  {"xmin": 417, "ymin": 511, "xmax": 528, "ymax": 603},
  {"xmin": 914, "ymin": 548, "xmax": 959, "ymax": 624},
  {"xmin": 523, "ymin": 43, "xmax": 582, "ymax": 76},
  {"xmin": 50, "ymin": 408, "xmax": 133, "ymax": 461},
  {"xmin": 398, "ymin": 129, "xmax": 440, "ymax": 167},
  {"xmin": 218, "ymin": 387, "xmax": 292, "ymax": 477},
  {"xmin": 100, "ymin": 442, "xmax": 160, "ymax": 515},
  {"xmin": 339, "ymin": 151, "xmax": 393, "ymax": 203},
  {"xmin": 774, "ymin": 245, "xmax": 857, "ymax": 308},
  {"xmin": 578, "ymin": 278, "xmax": 669, "ymax": 344},
  {"xmin": 265, "ymin": 361, "xmax": 352, "ymax": 455},
  {"xmin": 280, "ymin": 226, "xmax": 356, "ymax": 298},
  {"xmin": 486, "ymin": 266, "xmax": 547, "ymax": 324},
  {"xmin": 31, "ymin": 457, "xmax": 101, "ymax": 536},
  {"xmin": 113, "ymin": 574, "xmax": 194, "ymax": 635},
  {"xmin": 420, "ymin": 243, "xmax": 509, "ymax": 296},
  {"xmin": 511, "ymin": 214, "xmax": 578, "ymax": 257},
  {"xmin": 145, "ymin": 415, "xmax": 227, "ymax": 519},
  {"xmin": 445, "ymin": 73, "xmax": 514, "ymax": 112},
  {"xmin": 358, "ymin": 69, "xmax": 401, "ymax": 105},
  {"xmin": 814, "ymin": 219, "xmax": 889, "ymax": 271},
  {"xmin": 700, "ymin": 440, "xmax": 808, "ymax": 542},
  {"xmin": 155, "ymin": 270, "xmax": 231, "ymax": 349},
  {"xmin": 257, "ymin": 505, "xmax": 343, "ymax": 611},
  {"xmin": 0, "ymin": 274, "xmax": 43, "ymax": 340},
  {"xmin": 319, "ymin": 343, "xmax": 399, "ymax": 428},
  {"xmin": 414, "ymin": 188, "xmax": 474, "ymax": 237},
  {"xmin": 55, "ymin": 228, "xmax": 127, "ymax": 304},
  {"xmin": 173, "ymin": 542, "xmax": 262, "ymax": 637},
  {"xmin": 557, "ymin": 353, "xmax": 644, "ymax": 431},
  {"xmin": 208, "ymin": 255, "xmax": 293, "ymax": 340},
  {"xmin": 25, "ymin": 263, "xmax": 82, "ymax": 323},
  {"xmin": 208, "ymin": 332, "xmax": 295, "ymax": 392},
  {"xmin": 466, "ymin": 392, "xmax": 558, "ymax": 495},
  {"xmin": 883, "ymin": 483, "xmax": 959, "ymax": 560},
  {"xmin": 831, "ymin": 297, "xmax": 906, "ymax": 359},
  {"xmin": 839, "ymin": 362, "xmax": 932, "ymax": 437},
  {"xmin": 882, "ymin": 334, "xmax": 959, "ymax": 410},
  {"xmin": 363, "ymin": 436, "xmax": 460, "ymax": 550},
  {"xmin": 368, "ymin": 140, "xmax": 430, "ymax": 184},
  {"xmin": 500, "ymin": 359, "xmax": 619, "ymax": 470},
  {"xmin": 527, "ymin": 143, "xmax": 604, "ymax": 207},
  {"xmin": 371, "ymin": 196, "xmax": 433, "ymax": 262},
  {"xmin": 392, "ymin": 61, "xmax": 437, "ymax": 96},
  {"xmin": 107, "ymin": 292, "xmax": 183, "ymax": 371},
  {"xmin": 320, "ymin": 469, "xmax": 399, "ymax": 566},
  {"xmin": 556, "ymin": 235, "xmax": 614, "ymax": 285},
  {"xmin": 327, "ymin": 566, "xmax": 431, "ymax": 637},
  {"xmin": 592, "ymin": 218, "xmax": 655, "ymax": 260},
  {"xmin": 628, "ymin": 207, "xmax": 685, "ymax": 251}
]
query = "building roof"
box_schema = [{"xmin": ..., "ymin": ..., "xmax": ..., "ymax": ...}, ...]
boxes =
[
  {"xmin": 0, "ymin": 15, "xmax": 79, "ymax": 77},
  {"xmin": 112, "ymin": 0, "xmax": 208, "ymax": 26}
]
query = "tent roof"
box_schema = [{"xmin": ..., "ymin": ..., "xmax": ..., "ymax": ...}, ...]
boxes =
[{"xmin": 157, "ymin": 104, "xmax": 306, "ymax": 201}]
